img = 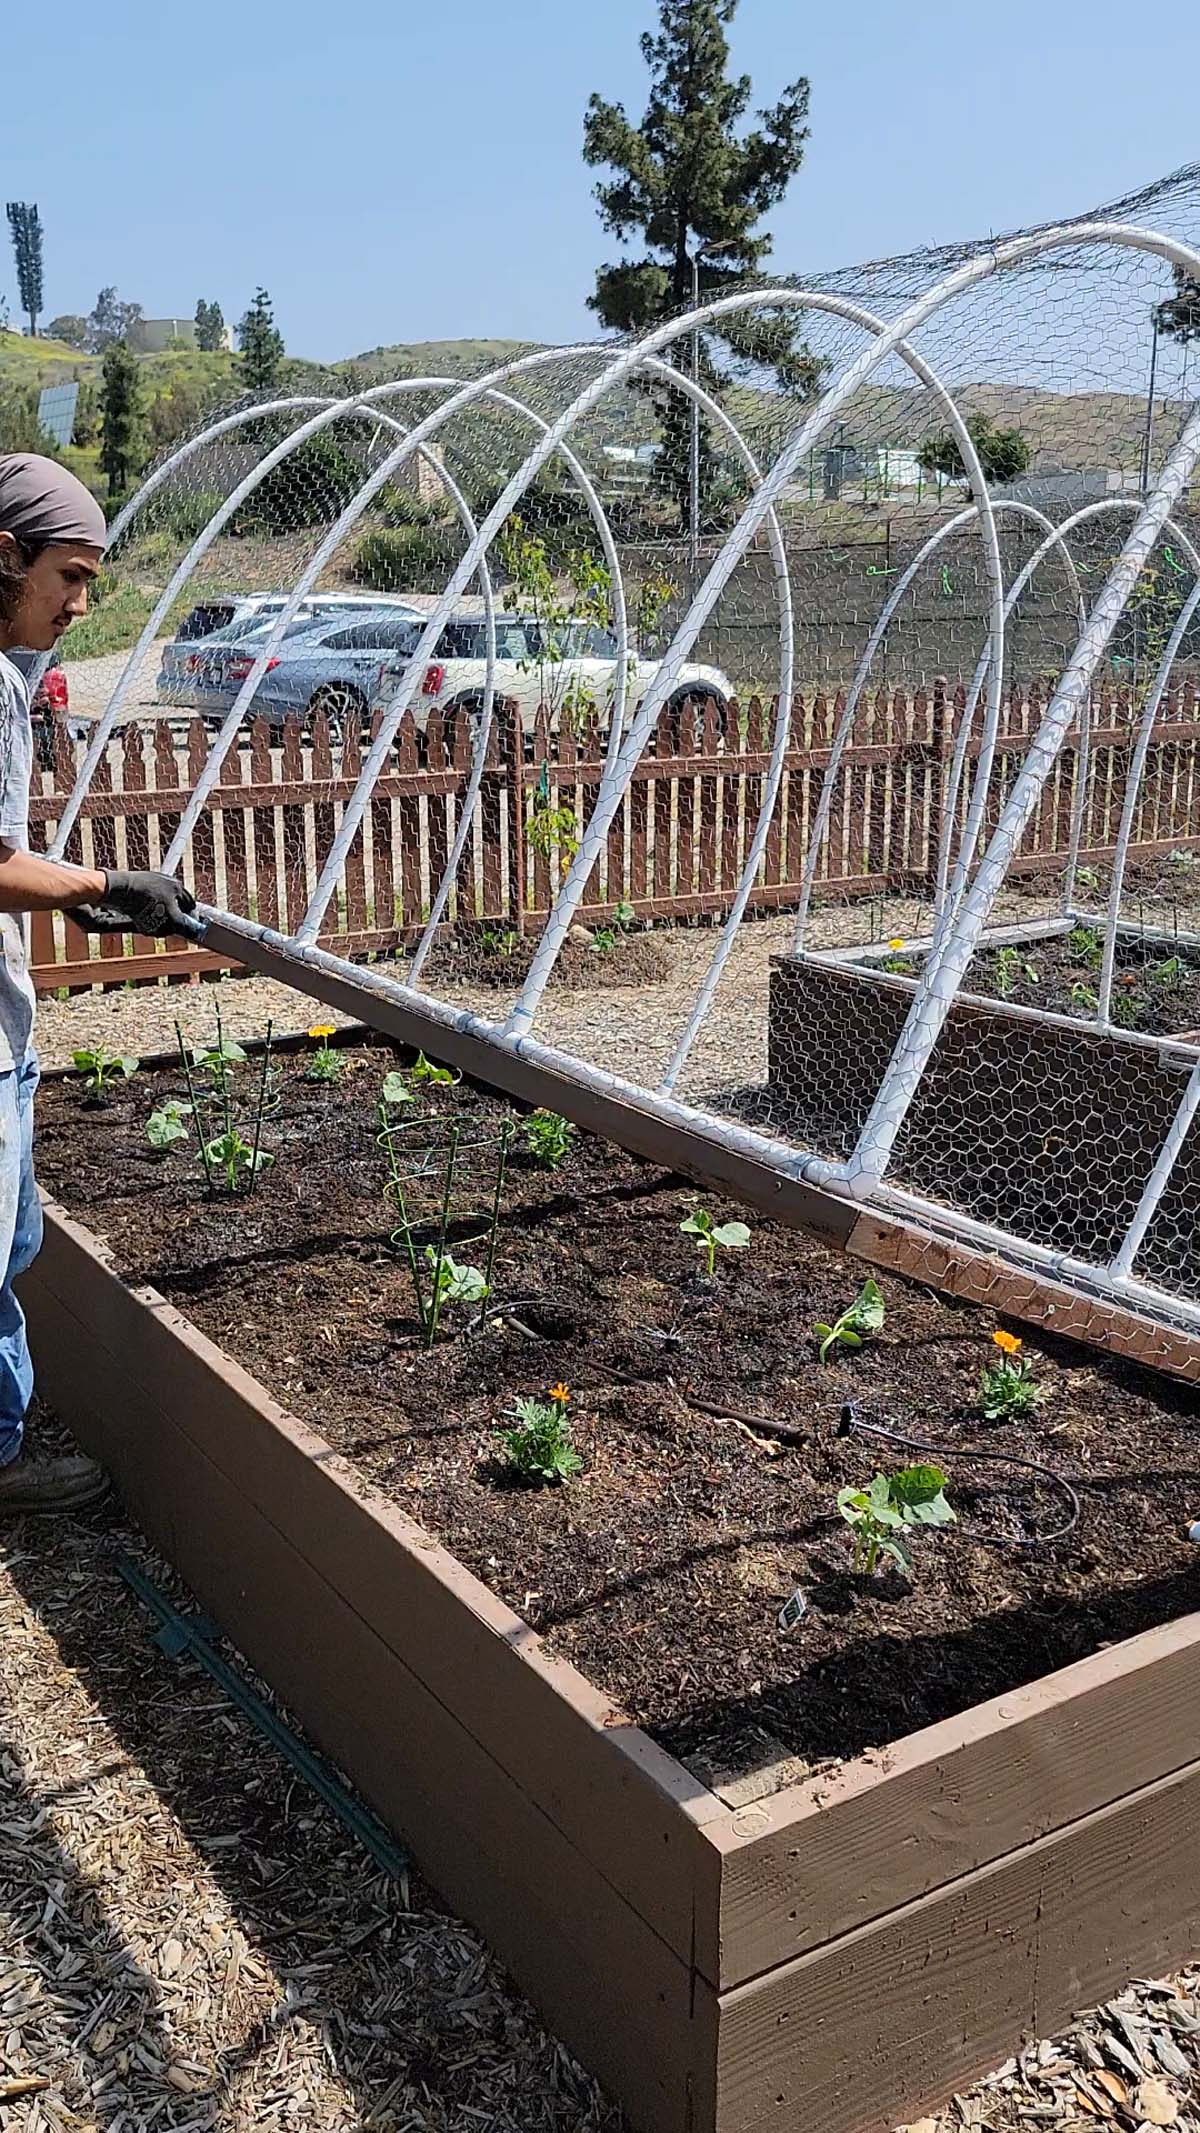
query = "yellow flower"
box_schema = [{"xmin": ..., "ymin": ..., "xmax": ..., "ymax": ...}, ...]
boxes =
[
  {"xmin": 992, "ymin": 1329, "xmax": 1022, "ymax": 1357},
  {"xmin": 889, "ymin": 938, "xmax": 906, "ymax": 952},
  {"xmin": 549, "ymin": 1382, "xmax": 571, "ymax": 1406},
  {"xmin": 308, "ymin": 1024, "xmax": 336, "ymax": 1041}
]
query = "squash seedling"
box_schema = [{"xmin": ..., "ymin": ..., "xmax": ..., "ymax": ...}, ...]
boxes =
[
  {"xmin": 815, "ymin": 1279, "xmax": 885, "ymax": 1363},
  {"xmin": 680, "ymin": 1207, "xmax": 751, "ymax": 1277},
  {"xmin": 145, "ymin": 1099, "xmax": 189, "ymax": 1151},
  {"xmin": 73, "ymin": 1046, "xmax": 139, "ymax": 1105},
  {"xmin": 837, "ymin": 1464, "xmax": 956, "ymax": 1577}
]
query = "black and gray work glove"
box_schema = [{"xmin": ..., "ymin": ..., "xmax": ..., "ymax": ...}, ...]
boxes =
[{"xmin": 72, "ymin": 870, "xmax": 205, "ymax": 942}]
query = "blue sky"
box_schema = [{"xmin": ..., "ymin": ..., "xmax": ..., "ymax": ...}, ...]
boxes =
[{"xmin": 5, "ymin": 0, "xmax": 1198, "ymax": 362}]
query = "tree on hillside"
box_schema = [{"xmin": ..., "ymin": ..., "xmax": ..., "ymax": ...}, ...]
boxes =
[
  {"xmin": 194, "ymin": 298, "xmax": 226, "ymax": 352},
  {"xmin": 99, "ymin": 341, "xmax": 147, "ymax": 500},
  {"xmin": 6, "ymin": 202, "xmax": 44, "ymax": 336},
  {"xmin": 47, "ymin": 313, "xmax": 88, "ymax": 349},
  {"xmin": 0, "ymin": 382, "xmax": 57, "ymax": 455},
  {"xmin": 918, "ymin": 412, "xmax": 1031, "ymax": 497},
  {"xmin": 583, "ymin": 0, "xmax": 820, "ymax": 530},
  {"xmin": 87, "ymin": 286, "xmax": 144, "ymax": 353},
  {"xmin": 237, "ymin": 288, "xmax": 284, "ymax": 393}
]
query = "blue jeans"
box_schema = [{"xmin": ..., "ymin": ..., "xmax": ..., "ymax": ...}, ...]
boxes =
[{"xmin": 0, "ymin": 1052, "xmax": 42, "ymax": 1468}]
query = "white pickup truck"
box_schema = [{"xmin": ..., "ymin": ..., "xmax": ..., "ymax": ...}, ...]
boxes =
[{"xmin": 374, "ymin": 614, "xmax": 732, "ymax": 734}]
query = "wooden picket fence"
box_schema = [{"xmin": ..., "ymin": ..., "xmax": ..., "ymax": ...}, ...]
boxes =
[{"xmin": 26, "ymin": 679, "xmax": 1200, "ymax": 993}]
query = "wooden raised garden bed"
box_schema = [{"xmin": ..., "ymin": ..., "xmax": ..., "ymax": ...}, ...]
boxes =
[
  {"xmin": 21, "ymin": 1014, "xmax": 1200, "ymax": 2133},
  {"xmin": 768, "ymin": 914, "xmax": 1200, "ymax": 1296}
]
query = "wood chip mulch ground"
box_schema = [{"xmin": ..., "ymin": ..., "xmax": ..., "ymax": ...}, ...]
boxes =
[{"xmin": 1, "ymin": 1455, "xmax": 1196, "ymax": 2131}]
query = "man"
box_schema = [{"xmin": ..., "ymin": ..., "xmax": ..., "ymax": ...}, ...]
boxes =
[{"xmin": 0, "ymin": 454, "xmax": 199, "ymax": 1511}]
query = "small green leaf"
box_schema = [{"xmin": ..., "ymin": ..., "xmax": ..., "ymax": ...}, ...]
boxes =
[
  {"xmin": 839, "ymin": 1329, "xmax": 863, "ymax": 1348},
  {"xmin": 890, "ymin": 1463, "xmax": 948, "ymax": 1506},
  {"xmin": 381, "ymin": 1070, "xmax": 413, "ymax": 1108},
  {"xmin": 711, "ymin": 1221, "xmax": 751, "ymax": 1250},
  {"xmin": 118, "ymin": 1056, "xmax": 140, "ymax": 1079},
  {"xmin": 680, "ymin": 1212, "xmax": 711, "ymax": 1238}
]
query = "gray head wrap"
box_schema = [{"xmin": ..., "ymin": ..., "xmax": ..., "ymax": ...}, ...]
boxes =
[{"xmin": 0, "ymin": 454, "xmax": 108, "ymax": 551}]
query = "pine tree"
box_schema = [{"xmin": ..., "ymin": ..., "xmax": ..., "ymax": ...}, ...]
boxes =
[
  {"xmin": 237, "ymin": 287, "xmax": 284, "ymax": 392},
  {"xmin": 6, "ymin": 202, "xmax": 44, "ymax": 336},
  {"xmin": 194, "ymin": 298, "xmax": 226, "ymax": 352},
  {"xmin": 583, "ymin": 0, "xmax": 819, "ymax": 527},
  {"xmin": 99, "ymin": 340, "xmax": 147, "ymax": 500}
]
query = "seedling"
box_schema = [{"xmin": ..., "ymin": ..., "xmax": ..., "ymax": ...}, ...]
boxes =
[
  {"xmin": 423, "ymin": 1247, "xmax": 489, "ymax": 1308},
  {"xmin": 304, "ymin": 1023, "xmax": 343, "ymax": 1082},
  {"xmin": 814, "ymin": 1278, "xmax": 886, "ymax": 1363},
  {"xmin": 1112, "ymin": 991, "xmax": 1140, "ymax": 1029},
  {"xmin": 1149, "ymin": 955, "xmax": 1187, "ymax": 991},
  {"xmin": 498, "ymin": 1384, "xmax": 582, "ymax": 1486},
  {"xmin": 410, "ymin": 1050, "xmax": 457, "ymax": 1088},
  {"xmin": 522, "ymin": 1109, "xmax": 574, "ymax": 1168},
  {"xmin": 146, "ymin": 1099, "xmax": 189, "ymax": 1151},
  {"xmin": 381, "ymin": 1069, "xmax": 415, "ymax": 1110},
  {"xmin": 993, "ymin": 945, "xmax": 1038, "ymax": 1000},
  {"xmin": 614, "ymin": 899, "xmax": 636, "ymax": 931},
  {"xmin": 1075, "ymin": 865, "xmax": 1101, "ymax": 892},
  {"xmin": 837, "ymin": 1464, "xmax": 956, "ymax": 1577},
  {"xmin": 73, "ymin": 1046, "xmax": 138, "ymax": 1104},
  {"xmin": 1068, "ymin": 925, "xmax": 1103, "ymax": 969},
  {"xmin": 204, "ymin": 1127, "xmax": 274, "ymax": 1193},
  {"xmin": 1069, "ymin": 981, "xmax": 1098, "ymax": 1013},
  {"xmin": 980, "ymin": 1330, "xmax": 1046, "ymax": 1420},
  {"xmin": 590, "ymin": 927, "xmax": 619, "ymax": 954},
  {"xmin": 191, "ymin": 1033, "xmax": 247, "ymax": 1090},
  {"xmin": 680, "ymin": 1207, "xmax": 752, "ymax": 1278}
]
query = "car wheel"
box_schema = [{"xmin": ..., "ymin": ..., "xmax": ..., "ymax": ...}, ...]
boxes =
[
  {"xmin": 308, "ymin": 683, "xmax": 366, "ymax": 744},
  {"xmin": 669, "ymin": 687, "xmax": 730, "ymax": 743}
]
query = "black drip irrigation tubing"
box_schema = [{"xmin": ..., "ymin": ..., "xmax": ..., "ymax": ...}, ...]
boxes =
[
  {"xmin": 838, "ymin": 1400, "xmax": 1082, "ymax": 1548},
  {"xmin": 115, "ymin": 1554, "xmax": 409, "ymax": 1883}
]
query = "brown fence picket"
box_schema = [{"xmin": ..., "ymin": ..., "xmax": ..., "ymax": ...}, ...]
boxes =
[{"xmin": 27, "ymin": 681, "xmax": 1200, "ymax": 995}]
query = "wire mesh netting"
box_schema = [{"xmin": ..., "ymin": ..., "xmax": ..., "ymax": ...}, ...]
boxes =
[{"xmin": 33, "ymin": 162, "xmax": 1200, "ymax": 1352}]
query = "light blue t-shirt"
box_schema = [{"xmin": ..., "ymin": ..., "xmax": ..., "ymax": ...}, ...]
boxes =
[{"xmin": 0, "ymin": 652, "xmax": 37, "ymax": 1072}]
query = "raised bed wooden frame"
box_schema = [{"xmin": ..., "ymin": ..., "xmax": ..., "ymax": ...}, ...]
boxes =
[{"xmin": 23, "ymin": 1066, "xmax": 1200, "ymax": 2132}]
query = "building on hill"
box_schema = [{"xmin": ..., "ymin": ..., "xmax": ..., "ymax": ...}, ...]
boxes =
[{"xmin": 127, "ymin": 316, "xmax": 233, "ymax": 355}]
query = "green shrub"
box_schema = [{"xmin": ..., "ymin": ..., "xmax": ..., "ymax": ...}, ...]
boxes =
[
  {"xmin": 352, "ymin": 522, "xmax": 457, "ymax": 592},
  {"xmin": 230, "ymin": 431, "xmax": 365, "ymax": 535}
]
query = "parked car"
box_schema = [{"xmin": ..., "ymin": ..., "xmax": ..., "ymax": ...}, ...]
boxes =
[
  {"xmin": 159, "ymin": 607, "xmax": 432, "ymax": 732},
  {"xmin": 375, "ymin": 614, "xmax": 733, "ymax": 736},
  {"xmin": 6, "ymin": 649, "xmax": 71, "ymax": 768},
  {"xmin": 156, "ymin": 592, "xmax": 424, "ymax": 706}
]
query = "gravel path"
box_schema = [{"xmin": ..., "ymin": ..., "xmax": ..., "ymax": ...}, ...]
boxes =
[{"xmin": 30, "ymin": 888, "xmax": 1054, "ymax": 1081}]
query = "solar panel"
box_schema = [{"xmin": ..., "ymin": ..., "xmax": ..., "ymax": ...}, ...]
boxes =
[{"xmin": 38, "ymin": 381, "xmax": 79, "ymax": 450}]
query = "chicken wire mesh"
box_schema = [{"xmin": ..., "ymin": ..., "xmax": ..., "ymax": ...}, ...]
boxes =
[{"xmin": 35, "ymin": 163, "xmax": 1200, "ymax": 1353}]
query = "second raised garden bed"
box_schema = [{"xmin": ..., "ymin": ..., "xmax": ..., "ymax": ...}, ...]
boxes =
[{"xmin": 22, "ymin": 1016, "xmax": 1200, "ymax": 2133}]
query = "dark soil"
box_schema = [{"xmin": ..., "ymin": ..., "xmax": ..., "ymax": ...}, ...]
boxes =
[
  {"xmin": 425, "ymin": 927, "xmax": 673, "ymax": 992},
  {"xmin": 948, "ymin": 930, "xmax": 1200, "ymax": 1037},
  {"xmin": 34, "ymin": 1046, "xmax": 1200, "ymax": 1787}
]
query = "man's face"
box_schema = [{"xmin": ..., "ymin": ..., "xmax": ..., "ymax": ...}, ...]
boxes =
[{"xmin": 1, "ymin": 538, "xmax": 103, "ymax": 651}]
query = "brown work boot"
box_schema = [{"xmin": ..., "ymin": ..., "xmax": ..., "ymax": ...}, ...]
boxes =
[{"xmin": 0, "ymin": 1453, "xmax": 109, "ymax": 1513}]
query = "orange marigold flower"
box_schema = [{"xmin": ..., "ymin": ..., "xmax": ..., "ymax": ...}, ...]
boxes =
[
  {"xmin": 992, "ymin": 1329, "xmax": 1022, "ymax": 1356},
  {"xmin": 549, "ymin": 1382, "xmax": 571, "ymax": 1406},
  {"xmin": 308, "ymin": 1023, "xmax": 336, "ymax": 1040},
  {"xmin": 888, "ymin": 938, "xmax": 906, "ymax": 952},
  {"xmin": 1118, "ymin": 972, "xmax": 1137, "ymax": 987}
]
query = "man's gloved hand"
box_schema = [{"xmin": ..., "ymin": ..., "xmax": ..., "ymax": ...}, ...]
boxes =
[{"xmin": 72, "ymin": 870, "xmax": 204, "ymax": 941}]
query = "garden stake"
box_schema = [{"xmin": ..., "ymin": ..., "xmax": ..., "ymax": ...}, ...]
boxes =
[
  {"xmin": 424, "ymin": 1124, "xmax": 460, "ymax": 1350},
  {"xmin": 174, "ymin": 1019, "xmax": 213, "ymax": 1191},
  {"xmin": 483, "ymin": 1121, "xmax": 514, "ymax": 1298},
  {"xmin": 249, "ymin": 1019, "xmax": 275, "ymax": 1192}
]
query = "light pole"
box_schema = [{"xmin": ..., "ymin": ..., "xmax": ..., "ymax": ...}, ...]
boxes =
[
  {"xmin": 688, "ymin": 238, "xmax": 739, "ymax": 581},
  {"xmin": 1140, "ymin": 304, "xmax": 1162, "ymax": 497}
]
